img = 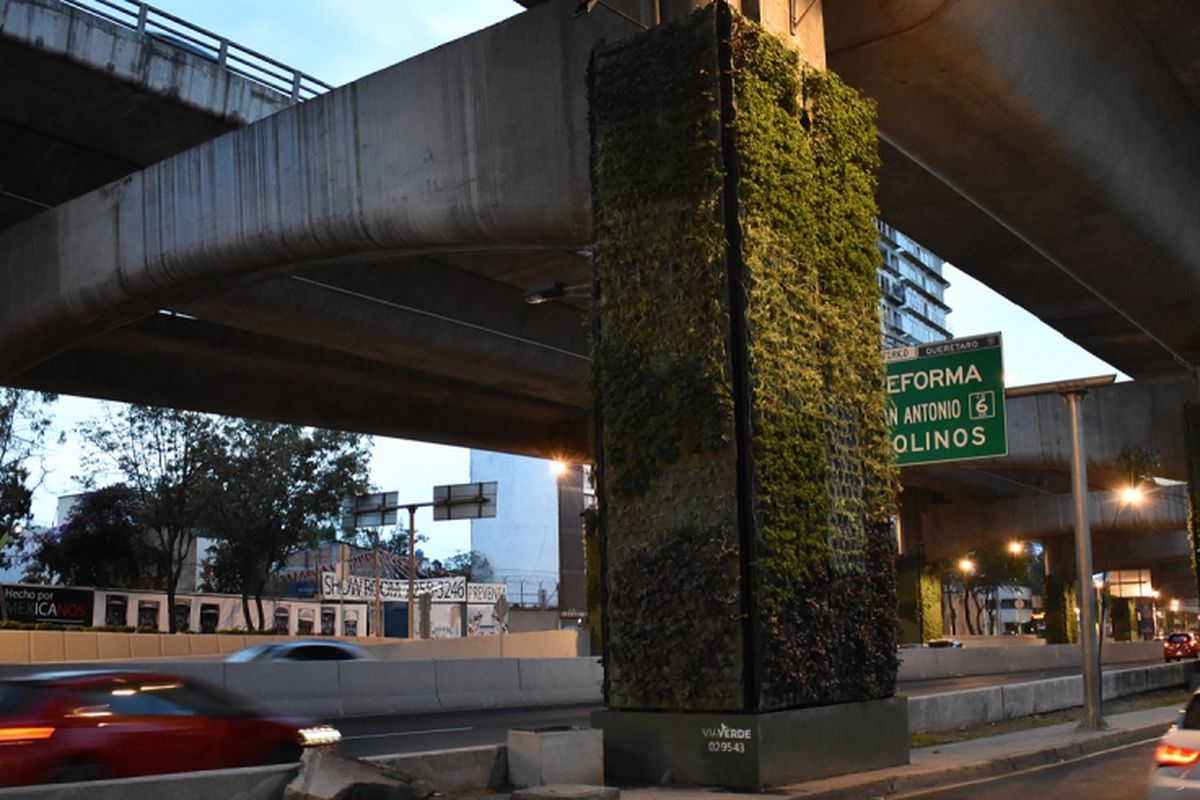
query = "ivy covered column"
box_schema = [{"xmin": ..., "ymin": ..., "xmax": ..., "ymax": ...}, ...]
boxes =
[{"xmin": 589, "ymin": 4, "xmax": 905, "ymax": 788}]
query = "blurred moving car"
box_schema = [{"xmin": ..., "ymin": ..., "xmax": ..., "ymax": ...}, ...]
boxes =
[
  {"xmin": 1163, "ymin": 632, "xmax": 1199, "ymax": 662},
  {"xmin": 925, "ymin": 638, "xmax": 963, "ymax": 648},
  {"xmin": 225, "ymin": 640, "xmax": 372, "ymax": 663},
  {"xmin": 1150, "ymin": 689, "xmax": 1200, "ymax": 798},
  {"xmin": 0, "ymin": 671, "xmax": 340, "ymax": 786}
]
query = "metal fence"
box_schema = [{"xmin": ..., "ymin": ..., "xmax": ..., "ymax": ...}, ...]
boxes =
[{"xmin": 62, "ymin": 0, "xmax": 333, "ymax": 101}]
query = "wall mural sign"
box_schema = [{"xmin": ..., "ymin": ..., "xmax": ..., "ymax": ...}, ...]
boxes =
[
  {"xmin": 883, "ymin": 332, "xmax": 1007, "ymax": 466},
  {"xmin": 3, "ymin": 585, "xmax": 94, "ymax": 626},
  {"xmin": 319, "ymin": 573, "xmax": 467, "ymax": 602}
]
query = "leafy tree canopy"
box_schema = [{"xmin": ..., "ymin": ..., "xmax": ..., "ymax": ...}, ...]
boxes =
[
  {"xmin": 204, "ymin": 420, "xmax": 370, "ymax": 629},
  {"xmin": 77, "ymin": 404, "xmax": 223, "ymax": 631},
  {"xmin": 22, "ymin": 485, "xmax": 149, "ymax": 588},
  {"xmin": 0, "ymin": 390, "xmax": 56, "ymax": 568}
]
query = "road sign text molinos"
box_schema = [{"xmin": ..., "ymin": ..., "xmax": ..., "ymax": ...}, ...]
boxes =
[{"xmin": 883, "ymin": 333, "xmax": 1007, "ymax": 467}]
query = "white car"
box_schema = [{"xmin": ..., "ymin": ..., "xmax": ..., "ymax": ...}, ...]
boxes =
[
  {"xmin": 225, "ymin": 640, "xmax": 372, "ymax": 663},
  {"xmin": 1149, "ymin": 691, "xmax": 1200, "ymax": 798}
]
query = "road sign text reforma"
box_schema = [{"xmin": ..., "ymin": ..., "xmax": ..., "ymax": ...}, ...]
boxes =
[{"xmin": 883, "ymin": 333, "xmax": 1007, "ymax": 466}]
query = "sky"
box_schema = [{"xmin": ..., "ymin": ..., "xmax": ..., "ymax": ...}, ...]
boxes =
[{"xmin": 23, "ymin": 1, "xmax": 1127, "ymax": 555}]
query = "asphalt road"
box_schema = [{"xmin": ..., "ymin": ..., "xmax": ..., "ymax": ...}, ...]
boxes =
[
  {"xmin": 897, "ymin": 739, "xmax": 1158, "ymax": 799},
  {"xmin": 331, "ymin": 662, "xmax": 1158, "ymax": 759}
]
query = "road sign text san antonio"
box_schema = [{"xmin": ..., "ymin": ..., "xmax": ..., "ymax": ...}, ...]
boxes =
[{"xmin": 883, "ymin": 333, "xmax": 1007, "ymax": 466}]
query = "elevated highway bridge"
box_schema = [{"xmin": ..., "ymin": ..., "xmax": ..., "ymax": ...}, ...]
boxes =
[{"xmin": 1, "ymin": 0, "xmax": 1198, "ymax": 592}]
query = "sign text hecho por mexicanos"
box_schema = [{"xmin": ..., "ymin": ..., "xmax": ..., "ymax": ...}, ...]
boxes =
[
  {"xmin": 883, "ymin": 333, "xmax": 1007, "ymax": 466},
  {"xmin": 3, "ymin": 585, "xmax": 94, "ymax": 626}
]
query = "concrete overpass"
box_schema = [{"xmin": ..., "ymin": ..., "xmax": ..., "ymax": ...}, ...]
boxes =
[
  {"xmin": 1, "ymin": 0, "xmax": 1197, "ymax": 598},
  {"xmin": 2, "ymin": 0, "xmax": 1200, "ymax": 461}
]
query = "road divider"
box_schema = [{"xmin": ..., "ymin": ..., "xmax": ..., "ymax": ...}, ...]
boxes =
[{"xmin": 907, "ymin": 660, "xmax": 1192, "ymax": 732}]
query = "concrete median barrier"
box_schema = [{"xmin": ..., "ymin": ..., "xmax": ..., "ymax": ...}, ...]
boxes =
[
  {"xmin": 0, "ymin": 763, "xmax": 296, "ymax": 800},
  {"xmin": 517, "ymin": 657, "xmax": 602, "ymax": 706},
  {"xmin": 337, "ymin": 660, "xmax": 438, "ymax": 716},
  {"xmin": 907, "ymin": 661, "xmax": 1191, "ymax": 733},
  {"xmin": 898, "ymin": 640, "xmax": 1162, "ymax": 682},
  {"xmin": 435, "ymin": 658, "xmax": 524, "ymax": 709},
  {"xmin": 228, "ymin": 662, "xmax": 345, "ymax": 717}
]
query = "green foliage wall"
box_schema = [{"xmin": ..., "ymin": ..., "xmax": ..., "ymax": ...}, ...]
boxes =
[
  {"xmin": 1185, "ymin": 403, "xmax": 1200, "ymax": 606},
  {"xmin": 1043, "ymin": 571, "xmax": 1068, "ymax": 645},
  {"xmin": 920, "ymin": 569, "xmax": 944, "ymax": 643},
  {"xmin": 591, "ymin": 5, "xmax": 896, "ymax": 712},
  {"xmin": 591, "ymin": 8, "xmax": 743, "ymax": 711}
]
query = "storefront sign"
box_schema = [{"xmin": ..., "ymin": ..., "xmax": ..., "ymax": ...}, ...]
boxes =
[{"xmin": 3, "ymin": 585, "xmax": 94, "ymax": 626}]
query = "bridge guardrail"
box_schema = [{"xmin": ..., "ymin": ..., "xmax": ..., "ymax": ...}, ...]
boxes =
[{"xmin": 61, "ymin": 0, "xmax": 333, "ymax": 100}]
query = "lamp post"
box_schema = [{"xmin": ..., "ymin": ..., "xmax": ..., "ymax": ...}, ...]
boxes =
[{"xmin": 1007, "ymin": 374, "xmax": 1115, "ymax": 730}]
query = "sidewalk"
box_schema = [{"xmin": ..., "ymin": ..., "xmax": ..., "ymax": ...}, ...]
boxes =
[{"xmin": 618, "ymin": 705, "xmax": 1179, "ymax": 800}]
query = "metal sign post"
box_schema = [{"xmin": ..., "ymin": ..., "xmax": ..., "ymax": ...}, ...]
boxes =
[
  {"xmin": 342, "ymin": 483, "xmax": 498, "ymax": 640},
  {"xmin": 1008, "ymin": 374, "xmax": 1115, "ymax": 730},
  {"xmin": 884, "ymin": 332, "xmax": 1007, "ymax": 466}
]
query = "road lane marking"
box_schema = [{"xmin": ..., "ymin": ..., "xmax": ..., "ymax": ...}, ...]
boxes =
[{"xmin": 340, "ymin": 726, "xmax": 474, "ymax": 741}]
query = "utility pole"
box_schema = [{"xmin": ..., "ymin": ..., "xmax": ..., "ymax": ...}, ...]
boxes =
[{"xmin": 407, "ymin": 504, "xmax": 418, "ymax": 640}]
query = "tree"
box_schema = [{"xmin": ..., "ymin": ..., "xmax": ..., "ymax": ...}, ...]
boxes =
[
  {"xmin": 0, "ymin": 389, "xmax": 56, "ymax": 566},
  {"xmin": 959, "ymin": 543, "xmax": 1030, "ymax": 635},
  {"xmin": 78, "ymin": 405, "xmax": 222, "ymax": 632},
  {"xmin": 22, "ymin": 485, "xmax": 149, "ymax": 588},
  {"xmin": 205, "ymin": 420, "xmax": 370, "ymax": 630},
  {"xmin": 443, "ymin": 550, "xmax": 494, "ymax": 582}
]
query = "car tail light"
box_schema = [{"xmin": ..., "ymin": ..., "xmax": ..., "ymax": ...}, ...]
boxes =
[
  {"xmin": 297, "ymin": 725, "xmax": 341, "ymax": 747},
  {"xmin": 0, "ymin": 726, "xmax": 55, "ymax": 744},
  {"xmin": 1156, "ymin": 743, "xmax": 1200, "ymax": 767}
]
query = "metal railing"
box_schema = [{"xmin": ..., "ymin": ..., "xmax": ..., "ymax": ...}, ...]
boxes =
[{"xmin": 61, "ymin": 0, "xmax": 333, "ymax": 101}]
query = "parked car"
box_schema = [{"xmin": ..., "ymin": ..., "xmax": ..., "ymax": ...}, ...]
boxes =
[
  {"xmin": 0, "ymin": 670, "xmax": 340, "ymax": 786},
  {"xmin": 225, "ymin": 639, "xmax": 372, "ymax": 663},
  {"xmin": 925, "ymin": 638, "xmax": 963, "ymax": 648},
  {"xmin": 1163, "ymin": 632, "xmax": 1199, "ymax": 662},
  {"xmin": 1149, "ymin": 688, "xmax": 1200, "ymax": 798}
]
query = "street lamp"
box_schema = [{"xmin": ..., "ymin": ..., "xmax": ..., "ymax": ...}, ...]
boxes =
[
  {"xmin": 1006, "ymin": 374, "xmax": 1116, "ymax": 730},
  {"xmin": 1007, "ymin": 541, "xmax": 1024, "ymax": 556},
  {"xmin": 1119, "ymin": 486, "xmax": 1145, "ymax": 506},
  {"xmin": 958, "ymin": 558, "xmax": 976, "ymax": 575}
]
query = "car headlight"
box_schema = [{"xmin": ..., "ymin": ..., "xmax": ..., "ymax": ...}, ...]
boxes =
[{"xmin": 297, "ymin": 725, "xmax": 342, "ymax": 747}]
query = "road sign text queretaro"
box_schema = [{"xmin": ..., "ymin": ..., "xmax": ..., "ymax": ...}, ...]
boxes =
[{"xmin": 883, "ymin": 333, "xmax": 1007, "ymax": 466}]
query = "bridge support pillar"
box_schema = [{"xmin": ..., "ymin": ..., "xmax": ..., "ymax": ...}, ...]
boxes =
[
  {"xmin": 1184, "ymin": 401, "xmax": 1200, "ymax": 608},
  {"xmin": 589, "ymin": 4, "xmax": 904, "ymax": 789}
]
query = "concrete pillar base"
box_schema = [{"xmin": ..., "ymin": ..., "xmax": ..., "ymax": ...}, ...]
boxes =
[
  {"xmin": 507, "ymin": 727, "xmax": 604, "ymax": 788},
  {"xmin": 591, "ymin": 697, "xmax": 908, "ymax": 790}
]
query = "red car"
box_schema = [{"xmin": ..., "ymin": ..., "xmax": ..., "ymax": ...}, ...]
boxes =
[
  {"xmin": 0, "ymin": 671, "xmax": 340, "ymax": 786},
  {"xmin": 1164, "ymin": 632, "xmax": 1200, "ymax": 662}
]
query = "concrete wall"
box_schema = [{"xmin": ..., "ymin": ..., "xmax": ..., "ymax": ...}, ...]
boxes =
[
  {"xmin": 907, "ymin": 661, "xmax": 1191, "ymax": 733},
  {"xmin": 0, "ymin": 628, "xmax": 585, "ymax": 664},
  {"xmin": 0, "ymin": 655, "xmax": 603, "ymax": 719},
  {"xmin": 898, "ymin": 639, "xmax": 1160, "ymax": 682}
]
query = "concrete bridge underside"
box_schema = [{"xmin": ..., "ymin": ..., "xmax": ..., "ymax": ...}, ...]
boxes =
[
  {"xmin": 1, "ymin": 0, "xmax": 1200, "ymax": 462},
  {"xmin": 2, "ymin": 0, "xmax": 1197, "ymax": 601}
]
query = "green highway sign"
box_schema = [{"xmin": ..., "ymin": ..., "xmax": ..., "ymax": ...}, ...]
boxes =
[{"xmin": 883, "ymin": 332, "xmax": 1007, "ymax": 467}]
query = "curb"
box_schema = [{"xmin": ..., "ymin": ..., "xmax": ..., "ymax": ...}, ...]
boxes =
[{"xmin": 790, "ymin": 721, "xmax": 1171, "ymax": 799}]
